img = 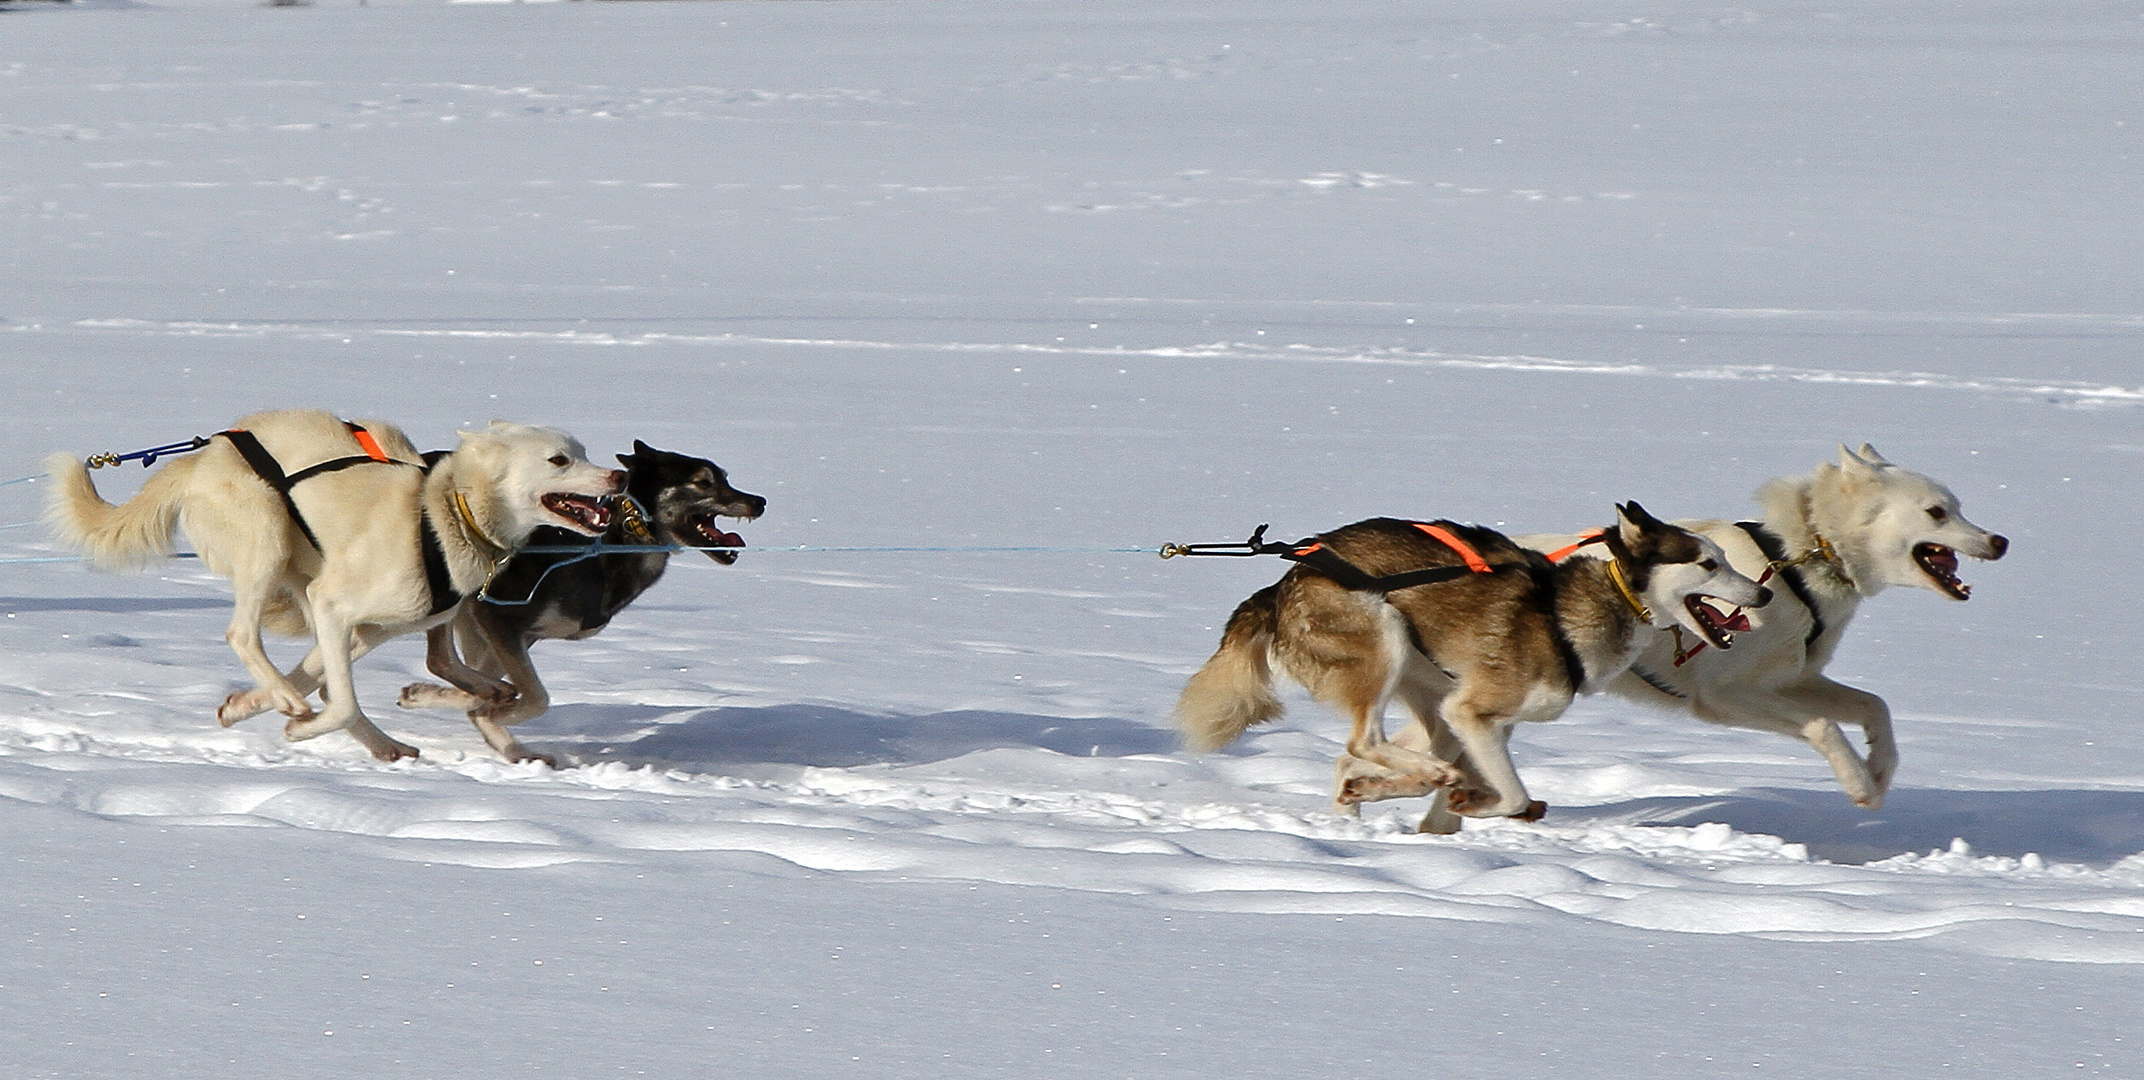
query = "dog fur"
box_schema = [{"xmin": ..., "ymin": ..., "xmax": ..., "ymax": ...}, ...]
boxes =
[
  {"xmin": 396, "ymin": 441, "xmax": 765, "ymax": 764},
  {"xmin": 44, "ymin": 409, "xmax": 623, "ymax": 761},
  {"xmin": 1515, "ymin": 444, "xmax": 2007, "ymax": 809},
  {"xmin": 1176, "ymin": 504, "xmax": 1770, "ymax": 832}
]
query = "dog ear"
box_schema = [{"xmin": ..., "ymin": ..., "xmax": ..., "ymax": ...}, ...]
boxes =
[
  {"xmin": 615, "ymin": 453, "xmax": 636, "ymax": 468},
  {"xmin": 633, "ymin": 439, "xmax": 656, "ymax": 457},
  {"xmin": 1856, "ymin": 442, "xmax": 1892, "ymax": 466},
  {"xmin": 1838, "ymin": 443, "xmax": 1880, "ymax": 475}
]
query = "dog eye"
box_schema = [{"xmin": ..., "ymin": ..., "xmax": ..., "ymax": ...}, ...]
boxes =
[
  {"xmin": 547, "ymin": 454, "xmax": 570, "ymax": 467},
  {"xmin": 1698, "ymin": 559, "xmax": 1718, "ymax": 571},
  {"xmin": 1927, "ymin": 506, "xmax": 1949, "ymax": 522}
]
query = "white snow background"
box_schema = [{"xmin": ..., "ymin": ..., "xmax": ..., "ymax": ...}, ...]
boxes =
[{"xmin": 3, "ymin": 0, "xmax": 2142, "ymax": 1075}]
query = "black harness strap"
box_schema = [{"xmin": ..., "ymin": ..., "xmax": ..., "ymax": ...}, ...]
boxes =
[
  {"xmin": 217, "ymin": 421, "xmax": 421, "ymax": 552},
  {"xmin": 1735, "ymin": 521, "xmax": 1826, "ymax": 650},
  {"xmin": 218, "ymin": 422, "xmax": 460, "ymax": 615},
  {"xmin": 1279, "ymin": 542, "xmax": 1485, "ymax": 594},
  {"xmin": 417, "ymin": 512, "xmax": 462, "ymax": 616},
  {"xmin": 218, "ymin": 429, "xmax": 326, "ymax": 551}
]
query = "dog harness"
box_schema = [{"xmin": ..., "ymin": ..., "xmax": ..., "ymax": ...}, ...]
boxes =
[
  {"xmin": 218, "ymin": 424, "xmax": 465, "ymax": 616},
  {"xmin": 1160, "ymin": 520, "xmax": 1513, "ymax": 593}
]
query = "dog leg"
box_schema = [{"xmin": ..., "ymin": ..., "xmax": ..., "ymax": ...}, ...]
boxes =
[
  {"xmin": 1392, "ymin": 672, "xmax": 1471, "ymax": 834},
  {"xmin": 399, "ymin": 619, "xmax": 515, "ymax": 713},
  {"xmin": 282, "ymin": 606, "xmax": 417, "ymax": 762},
  {"xmin": 1787, "ymin": 679, "xmax": 1896, "ymax": 806},
  {"xmin": 465, "ymin": 630, "xmax": 555, "ymax": 767},
  {"xmin": 1695, "ymin": 686, "xmax": 1889, "ymax": 809},
  {"xmin": 218, "ymin": 578, "xmax": 313, "ymax": 725},
  {"xmin": 1437, "ymin": 689, "xmax": 1544, "ymax": 819},
  {"xmin": 431, "ymin": 615, "xmax": 517, "ymax": 703}
]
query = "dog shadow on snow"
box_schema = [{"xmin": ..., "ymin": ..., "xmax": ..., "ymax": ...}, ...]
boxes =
[
  {"xmin": 1556, "ymin": 787, "xmax": 2144, "ymax": 868},
  {"xmin": 541, "ymin": 702, "xmax": 1179, "ymax": 774},
  {"xmin": 531, "ymin": 705, "xmax": 2143, "ymax": 868}
]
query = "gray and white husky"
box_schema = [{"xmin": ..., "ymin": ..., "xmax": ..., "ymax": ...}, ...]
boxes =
[
  {"xmin": 1519, "ymin": 444, "xmax": 2008, "ymax": 809},
  {"xmin": 44, "ymin": 409, "xmax": 623, "ymax": 761},
  {"xmin": 1176, "ymin": 503, "xmax": 1771, "ymax": 830}
]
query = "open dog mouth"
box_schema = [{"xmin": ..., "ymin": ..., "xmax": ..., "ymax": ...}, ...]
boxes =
[
  {"xmin": 1685, "ymin": 595, "xmax": 1754, "ymax": 650},
  {"xmin": 683, "ymin": 512, "xmax": 748, "ymax": 565},
  {"xmin": 541, "ymin": 492, "xmax": 613, "ymax": 534},
  {"xmin": 1914, "ymin": 542, "xmax": 1971, "ymax": 599}
]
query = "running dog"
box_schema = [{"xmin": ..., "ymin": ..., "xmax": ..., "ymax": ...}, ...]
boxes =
[
  {"xmin": 396, "ymin": 441, "xmax": 765, "ymax": 764},
  {"xmin": 1516, "ymin": 444, "xmax": 2007, "ymax": 809},
  {"xmin": 1176, "ymin": 504, "xmax": 1770, "ymax": 830},
  {"xmin": 44, "ymin": 409, "xmax": 623, "ymax": 761}
]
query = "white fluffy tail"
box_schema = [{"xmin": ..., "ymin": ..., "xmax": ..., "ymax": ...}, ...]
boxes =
[
  {"xmin": 42, "ymin": 451, "xmax": 197, "ymax": 571},
  {"xmin": 1175, "ymin": 585, "xmax": 1284, "ymax": 752}
]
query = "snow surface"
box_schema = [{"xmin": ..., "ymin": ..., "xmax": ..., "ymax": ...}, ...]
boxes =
[{"xmin": 3, "ymin": 0, "xmax": 2142, "ymax": 1075}]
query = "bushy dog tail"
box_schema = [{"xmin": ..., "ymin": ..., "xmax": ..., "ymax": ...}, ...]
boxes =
[
  {"xmin": 1175, "ymin": 584, "xmax": 1284, "ymax": 752},
  {"xmin": 41, "ymin": 451, "xmax": 197, "ymax": 571}
]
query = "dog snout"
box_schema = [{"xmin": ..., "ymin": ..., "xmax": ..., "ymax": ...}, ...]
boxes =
[
  {"xmin": 604, "ymin": 468, "xmax": 627, "ymax": 494},
  {"xmin": 1749, "ymin": 584, "xmax": 1774, "ymax": 608},
  {"xmin": 1987, "ymin": 533, "xmax": 2009, "ymax": 560},
  {"xmin": 726, "ymin": 491, "xmax": 768, "ymax": 520}
]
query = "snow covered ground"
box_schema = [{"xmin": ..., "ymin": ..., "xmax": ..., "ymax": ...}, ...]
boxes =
[{"xmin": 3, "ymin": 0, "xmax": 2142, "ymax": 1075}]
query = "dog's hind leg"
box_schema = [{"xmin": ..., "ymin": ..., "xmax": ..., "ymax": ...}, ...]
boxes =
[
  {"xmin": 218, "ymin": 574, "xmax": 314, "ymax": 725},
  {"xmin": 1395, "ymin": 678, "xmax": 1474, "ymax": 835},
  {"xmin": 1324, "ymin": 612, "xmax": 1464, "ymax": 815}
]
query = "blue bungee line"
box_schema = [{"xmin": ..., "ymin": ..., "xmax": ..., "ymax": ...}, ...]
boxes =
[{"xmin": 0, "ymin": 542, "xmax": 1163, "ymax": 570}]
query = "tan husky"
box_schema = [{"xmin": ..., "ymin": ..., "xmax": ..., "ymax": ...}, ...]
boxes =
[
  {"xmin": 1176, "ymin": 504, "xmax": 1770, "ymax": 832},
  {"xmin": 45, "ymin": 409, "xmax": 623, "ymax": 761}
]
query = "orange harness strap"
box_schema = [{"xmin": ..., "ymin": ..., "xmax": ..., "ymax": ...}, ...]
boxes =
[
  {"xmin": 1411, "ymin": 522, "xmax": 1493, "ymax": 573},
  {"xmin": 350, "ymin": 426, "xmax": 391, "ymax": 463},
  {"xmin": 1542, "ymin": 528, "xmax": 1607, "ymax": 564}
]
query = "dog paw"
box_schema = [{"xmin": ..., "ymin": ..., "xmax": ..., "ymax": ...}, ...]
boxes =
[
  {"xmin": 473, "ymin": 700, "xmax": 543, "ymax": 726},
  {"xmin": 220, "ymin": 689, "xmax": 309, "ymax": 726},
  {"xmin": 399, "ymin": 683, "xmax": 475, "ymax": 711},
  {"xmin": 217, "ymin": 691, "xmax": 266, "ymax": 727},
  {"xmin": 1339, "ymin": 772, "xmax": 1441, "ymax": 805},
  {"xmin": 370, "ymin": 740, "xmax": 421, "ymax": 763},
  {"xmin": 1509, "ymin": 800, "xmax": 1548, "ymax": 822}
]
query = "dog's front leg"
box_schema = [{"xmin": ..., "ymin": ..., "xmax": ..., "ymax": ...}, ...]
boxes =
[
  {"xmin": 1787, "ymin": 679, "xmax": 1896, "ymax": 807},
  {"xmin": 1438, "ymin": 691, "xmax": 1545, "ymax": 820},
  {"xmin": 282, "ymin": 602, "xmax": 418, "ymax": 762},
  {"xmin": 464, "ymin": 628, "xmax": 554, "ymax": 766},
  {"xmin": 399, "ymin": 614, "xmax": 514, "ymax": 711}
]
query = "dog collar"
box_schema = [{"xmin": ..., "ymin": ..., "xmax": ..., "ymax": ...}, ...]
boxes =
[
  {"xmin": 1604, "ymin": 555, "xmax": 1654, "ymax": 624},
  {"xmin": 450, "ymin": 489, "xmax": 510, "ymax": 557},
  {"xmin": 617, "ymin": 495, "xmax": 657, "ymax": 545}
]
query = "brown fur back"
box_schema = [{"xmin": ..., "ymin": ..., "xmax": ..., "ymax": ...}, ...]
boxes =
[{"xmin": 1175, "ymin": 584, "xmax": 1284, "ymax": 751}]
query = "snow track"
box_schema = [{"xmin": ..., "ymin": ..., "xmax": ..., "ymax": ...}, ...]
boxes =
[{"xmin": 7, "ymin": 689, "xmax": 2142, "ymax": 965}]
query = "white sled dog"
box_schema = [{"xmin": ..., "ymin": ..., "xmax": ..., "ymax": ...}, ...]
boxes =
[
  {"xmin": 1176, "ymin": 504, "xmax": 1771, "ymax": 832},
  {"xmin": 1514, "ymin": 444, "xmax": 2007, "ymax": 810},
  {"xmin": 45, "ymin": 409, "xmax": 623, "ymax": 761}
]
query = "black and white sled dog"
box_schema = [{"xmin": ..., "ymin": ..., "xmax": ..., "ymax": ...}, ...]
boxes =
[
  {"xmin": 44, "ymin": 409, "xmax": 623, "ymax": 761},
  {"xmin": 1176, "ymin": 504, "xmax": 1771, "ymax": 831},
  {"xmin": 397, "ymin": 441, "xmax": 765, "ymax": 765},
  {"xmin": 1516, "ymin": 445, "xmax": 2007, "ymax": 810}
]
